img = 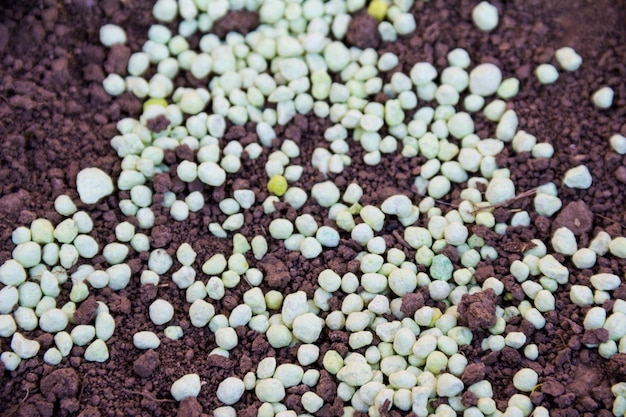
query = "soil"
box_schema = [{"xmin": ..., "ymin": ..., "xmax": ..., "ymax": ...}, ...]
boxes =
[{"xmin": 1, "ymin": 0, "xmax": 625, "ymax": 416}]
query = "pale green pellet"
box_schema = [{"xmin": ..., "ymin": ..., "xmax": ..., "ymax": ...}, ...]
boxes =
[
  {"xmin": 512, "ymin": 368, "xmax": 538, "ymax": 392},
  {"xmin": 535, "ymin": 64, "xmax": 559, "ymax": 84},
  {"xmin": 202, "ymin": 254, "xmax": 227, "ymax": 275},
  {"xmin": 555, "ymin": 47, "xmax": 582, "ymax": 72}
]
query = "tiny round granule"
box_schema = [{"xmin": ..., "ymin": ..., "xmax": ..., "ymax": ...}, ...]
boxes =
[
  {"xmin": 583, "ymin": 306, "xmax": 606, "ymax": 329},
  {"xmin": 498, "ymin": 77, "xmax": 520, "ymax": 99},
  {"xmin": 43, "ymin": 347, "xmax": 63, "ymax": 365},
  {"xmin": 133, "ymin": 331, "xmax": 160, "ymax": 349},
  {"xmin": 592, "ymin": 86, "xmax": 614, "ymax": 109},
  {"xmin": 269, "ymin": 219, "xmax": 294, "ymax": 240},
  {"xmin": 524, "ymin": 344, "xmax": 539, "ymax": 360},
  {"xmin": 274, "ymin": 363, "xmax": 304, "ymax": 388},
  {"xmin": 448, "ymin": 111, "xmax": 474, "ymax": 139},
  {"xmin": 267, "ymin": 174, "xmax": 288, "ymax": 196},
  {"xmin": 71, "ymin": 325, "xmax": 96, "ymax": 346},
  {"xmin": 447, "ymin": 48, "xmax": 471, "ymax": 68},
  {"xmin": 513, "ymin": 368, "xmax": 539, "ymax": 392},
  {"xmin": 570, "ymin": 285, "xmax": 594, "ymax": 306},
  {"xmin": 266, "ymin": 324, "xmax": 293, "ymax": 348},
  {"xmin": 215, "ymin": 327, "xmax": 238, "ymax": 350},
  {"xmin": 535, "ymin": 64, "xmax": 559, "ymax": 84},
  {"xmin": 189, "ymin": 299, "xmax": 215, "ymax": 327},
  {"xmin": 311, "ymin": 181, "xmax": 341, "ymax": 207},
  {"xmin": 430, "ymin": 254, "xmax": 453, "ymax": 280},
  {"xmin": 106, "ymin": 264, "xmax": 132, "ymax": 291},
  {"xmin": 170, "ymin": 373, "xmax": 201, "ymax": 402},
  {"xmin": 318, "ymin": 269, "xmax": 342, "ymax": 292},
  {"xmin": 143, "ymin": 97, "xmax": 168, "ymax": 110},
  {"xmin": 95, "ymin": 311, "xmax": 115, "ymax": 341},
  {"xmin": 0, "ymin": 259, "xmax": 27, "ymax": 286},
  {"xmin": 178, "ymin": 89, "xmax": 206, "ymax": 114},
  {"xmin": 590, "ymin": 273, "xmax": 621, "ymax": 291},
  {"xmin": 472, "ymin": 1, "xmax": 499, "ymax": 32},
  {"xmin": 292, "ymin": 313, "xmax": 324, "ymax": 343},
  {"xmin": 427, "ymin": 175, "xmax": 451, "ymax": 199},
  {"xmin": 610, "ymin": 134, "xmax": 626, "ymax": 154},
  {"xmin": 2, "ymin": 351, "xmax": 21, "ymax": 371},
  {"xmin": 367, "ymin": 0, "xmax": 388, "ymax": 21},
  {"xmin": 54, "ymin": 194, "xmax": 77, "ymax": 216},
  {"xmin": 555, "ymin": 46, "xmax": 583, "ymax": 72},
  {"xmin": 426, "ymin": 351, "xmax": 448, "ymax": 375},
  {"xmin": 563, "ymin": 165, "xmax": 593, "ymax": 189},
  {"xmin": 429, "ymin": 280, "xmax": 451, "ymax": 300},
  {"xmin": 436, "ymin": 373, "xmax": 464, "ymax": 397},
  {"xmin": 76, "ymin": 167, "xmax": 114, "ymax": 204},
  {"xmin": 393, "ymin": 328, "xmax": 417, "ymax": 356},
  {"xmin": 130, "ymin": 234, "xmax": 150, "ymax": 252},
  {"xmin": 255, "ymin": 378, "xmax": 286, "ymax": 403},
  {"xmin": 256, "ymin": 357, "xmax": 277, "ymax": 380},
  {"xmin": 197, "ymin": 161, "xmax": 226, "ymax": 186},
  {"xmin": 202, "ymin": 253, "xmax": 227, "ymax": 275},
  {"xmin": 551, "ymin": 227, "xmax": 578, "ymax": 255},
  {"xmin": 0, "ymin": 314, "xmax": 17, "ymax": 337},
  {"xmin": 99, "ymin": 23, "xmax": 127, "ymax": 46},
  {"xmin": 217, "ymin": 377, "xmax": 245, "ymax": 405},
  {"xmin": 336, "ymin": 361, "xmax": 373, "ymax": 387},
  {"xmin": 469, "ymin": 63, "xmax": 502, "ymax": 96},
  {"xmin": 388, "ymin": 268, "xmax": 417, "ymax": 296},
  {"xmin": 103, "ymin": 242, "xmax": 129, "ymax": 265},
  {"xmin": 29, "ymin": 219, "xmax": 54, "ymax": 244},
  {"xmin": 394, "ymin": 13, "xmax": 417, "ymax": 36},
  {"xmin": 149, "ymin": 299, "xmax": 174, "ymax": 325},
  {"xmin": 485, "ymin": 177, "xmax": 516, "ymax": 204},
  {"xmin": 301, "ymin": 391, "xmax": 324, "ymax": 413},
  {"xmin": 38, "ymin": 309, "xmax": 68, "ymax": 333},
  {"xmin": 444, "ymin": 222, "xmax": 469, "ymax": 246},
  {"xmin": 148, "ymin": 249, "xmax": 173, "ymax": 274},
  {"xmin": 609, "ymin": 237, "xmax": 626, "ymax": 258},
  {"xmin": 84, "ymin": 339, "xmax": 109, "ymax": 362},
  {"xmin": 103, "ymin": 74, "xmax": 126, "ymax": 96},
  {"xmin": 176, "ymin": 243, "xmax": 197, "ymax": 266},
  {"xmin": 297, "ymin": 344, "xmax": 320, "ymax": 366},
  {"xmin": 53, "ymin": 221, "xmax": 78, "ymax": 248}
]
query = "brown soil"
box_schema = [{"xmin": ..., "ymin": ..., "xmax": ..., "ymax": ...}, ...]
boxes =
[{"xmin": 1, "ymin": 1, "xmax": 625, "ymax": 416}]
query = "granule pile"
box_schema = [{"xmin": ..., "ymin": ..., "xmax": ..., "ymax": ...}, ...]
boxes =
[{"xmin": 0, "ymin": 1, "xmax": 625, "ymax": 417}]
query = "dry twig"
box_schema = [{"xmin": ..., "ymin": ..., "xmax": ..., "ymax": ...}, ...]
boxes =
[
  {"xmin": 121, "ymin": 388, "xmax": 176, "ymax": 403},
  {"xmin": 470, "ymin": 188, "xmax": 538, "ymax": 215}
]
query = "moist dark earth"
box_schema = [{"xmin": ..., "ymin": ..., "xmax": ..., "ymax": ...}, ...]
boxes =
[{"xmin": 1, "ymin": 0, "xmax": 626, "ymax": 416}]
